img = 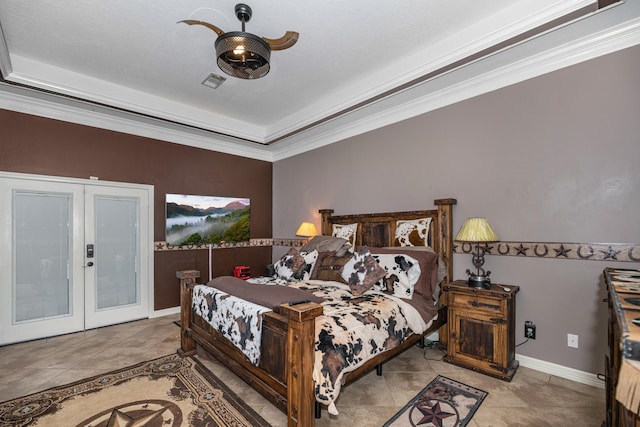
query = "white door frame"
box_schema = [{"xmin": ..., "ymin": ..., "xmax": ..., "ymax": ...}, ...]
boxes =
[{"xmin": 0, "ymin": 171, "xmax": 154, "ymax": 341}]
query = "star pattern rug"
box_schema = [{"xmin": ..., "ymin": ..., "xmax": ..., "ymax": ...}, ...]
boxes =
[
  {"xmin": 383, "ymin": 375, "xmax": 487, "ymax": 427},
  {"xmin": 0, "ymin": 353, "xmax": 271, "ymax": 427}
]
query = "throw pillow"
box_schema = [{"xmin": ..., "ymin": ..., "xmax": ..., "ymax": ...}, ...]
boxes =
[
  {"xmin": 294, "ymin": 250, "xmax": 319, "ymax": 281},
  {"xmin": 341, "ymin": 246, "xmax": 387, "ymax": 296},
  {"xmin": 394, "ymin": 217, "xmax": 432, "ymax": 247},
  {"xmin": 310, "ymin": 251, "xmax": 352, "ymax": 283},
  {"xmin": 371, "ymin": 253, "xmax": 421, "ymax": 299},
  {"xmin": 274, "ymin": 248, "xmax": 305, "ymax": 280},
  {"xmin": 332, "ymin": 223, "xmax": 357, "ymax": 246}
]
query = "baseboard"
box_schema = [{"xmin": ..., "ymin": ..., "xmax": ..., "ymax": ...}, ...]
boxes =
[
  {"xmin": 150, "ymin": 306, "xmax": 180, "ymax": 318},
  {"xmin": 516, "ymin": 353, "xmax": 604, "ymax": 389}
]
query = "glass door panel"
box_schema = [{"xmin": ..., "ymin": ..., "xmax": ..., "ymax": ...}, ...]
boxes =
[
  {"xmin": 14, "ymin": 191, "xmax": 72, "ymax": 322},
  {"xmin": 95, "ymin": 196, "xmax": 139, "ymax": 310},
  {"xmin": 0, "ymin": 177, "xmax": 85, "ymax": 345},
  {"xmin": 84, "ymin": 185, "xmax": 149, "ymax": 329}
]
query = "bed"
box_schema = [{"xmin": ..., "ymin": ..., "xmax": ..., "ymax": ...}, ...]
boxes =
[{"xmin": 177, "ymin": 198, "xmax": 456, "ymax": 426}]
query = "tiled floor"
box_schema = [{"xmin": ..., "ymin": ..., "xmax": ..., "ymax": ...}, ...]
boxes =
[{"xmin": 0, "ymin": 314, "xmax": 605, "ymax": 427}]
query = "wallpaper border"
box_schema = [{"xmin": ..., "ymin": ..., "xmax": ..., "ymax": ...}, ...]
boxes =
[
  {"xmin": 454, "ymin": 241, "xmax": 640, "ymax": 263},
  {"xmin": 154, "ymin": 238, "xmax": 304, "ymax": 251},
  {"xmin": 155, "ymin": 239, "xmax": 640, "ymax": 263}
]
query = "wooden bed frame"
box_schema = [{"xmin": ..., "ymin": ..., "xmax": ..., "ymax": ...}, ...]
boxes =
[{"xmin": 177, "ymin": 198, "xmax": 456, "ymax": 427}]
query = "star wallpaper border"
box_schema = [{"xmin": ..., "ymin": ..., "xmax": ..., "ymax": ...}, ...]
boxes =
[{"xmin": 454, "ymin": 241, "xmax": 640, "ymax": 263}]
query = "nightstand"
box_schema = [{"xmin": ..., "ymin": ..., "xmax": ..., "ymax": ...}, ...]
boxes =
[{"xmin": 443, "ymin": 280, "xmax": 520, "ymax": 381}]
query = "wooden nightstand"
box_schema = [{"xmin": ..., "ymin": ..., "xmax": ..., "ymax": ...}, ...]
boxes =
[{"xmin": 443, "ymin": 280, "xmax": 520, "ymax": 381}]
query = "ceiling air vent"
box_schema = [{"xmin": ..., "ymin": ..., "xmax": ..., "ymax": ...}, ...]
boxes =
[{"xmin": 201, "ymin": 73, "xmax": 226, "ymax": 89}]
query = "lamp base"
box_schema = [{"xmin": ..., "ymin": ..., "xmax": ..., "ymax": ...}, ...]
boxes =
[{"xmin": 467, "ymin": 273, "xmax": 491, "ymax": 289}]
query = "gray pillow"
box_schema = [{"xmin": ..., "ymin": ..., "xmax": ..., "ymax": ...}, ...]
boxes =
[{"xmin": 300, "ymin": 235, "xmax": 352, "ymax": 256}]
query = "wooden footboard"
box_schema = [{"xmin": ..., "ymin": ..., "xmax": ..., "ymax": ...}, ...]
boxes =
[
  {"xmin": 178, "ymin": 270, "xmax": 323, "ymax": 426},
  {"xmin": 177, "ymin": 270, "xmax": 446, "ymax": 427}
]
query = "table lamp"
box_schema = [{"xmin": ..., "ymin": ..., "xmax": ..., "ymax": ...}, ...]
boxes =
[
  {"xmin": 455, "ymin": 217, "xmax": 499, "ymax": 288},
  {"xmin": 295, "ymin": 222, "xmax": 318, "ymax": 239}
]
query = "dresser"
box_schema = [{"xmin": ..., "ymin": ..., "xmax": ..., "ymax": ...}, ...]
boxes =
[
  {"xmin": 443, "ymin": 280, "xmax": 519, "ymax": 381},
  {"xmin": 604, "ymin": 268, "xmax": 640, "ymax": 427}
]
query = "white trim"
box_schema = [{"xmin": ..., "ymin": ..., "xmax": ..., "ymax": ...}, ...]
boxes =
[
  {"xmin": 150, "ymin": 306, "xmax": 180, "ymax": 318},
  {"xmin": 516, "ymin": 353, "xmax": 604, "ymax": 389},
  {"xmin": 0, "ymin": 83, "xmax": 274, "ymax": 162},
  {"xmin": 0, "ymin": 171, "xmax": 156, "ymax": 327},
  {"xmin": 427, "ymin": 330, "xmax": 603, "ymax": 389},
  {"xmin": 0, "ymin": 20, "xmax": 11, "ymax": 78},
  {"xmin": 271, "ymin": 10, "xmax": 640, "ymax": 160},
  {"xmin": 1, "ymin": 3, "xmax": 639, "ymax": 162}
]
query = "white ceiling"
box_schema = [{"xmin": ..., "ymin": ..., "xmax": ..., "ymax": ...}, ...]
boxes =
[{"xmin": 1, "ymin": 0, "xmax": 639, "ymax": 161}]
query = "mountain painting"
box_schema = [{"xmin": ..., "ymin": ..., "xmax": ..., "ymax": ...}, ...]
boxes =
[{"xmin": 165, "ymin": 194, "xmax": 250, "ymax": 246}]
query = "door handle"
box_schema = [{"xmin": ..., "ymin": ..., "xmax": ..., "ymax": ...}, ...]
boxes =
[{"xmin": 86, "ymin": 261, "xmax": 94, "ymax": 267}]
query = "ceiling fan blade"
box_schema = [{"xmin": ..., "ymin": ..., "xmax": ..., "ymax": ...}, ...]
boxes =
[
  {"xmin": 262, "ymin": 31, "xmax": 299, "ymax": 51},
  {"xmin": 178, "ymin": 20, "xmax": 225, "ymax": 37}
]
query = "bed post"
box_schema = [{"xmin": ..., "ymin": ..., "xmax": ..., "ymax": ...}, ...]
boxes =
[
  {"xmin": 319, "ymin": 209, "xmax": 334, "ymax": 236},
  {"xmin": 280, "ymin": 302, "xmax": 323, "ymax": 427},
  {"xmin": 176, "ymin": 270, "xmax": 200, "ymax": 357},
  {"xmin": 433, "ymin": 198, "xmax": 456, "ymax": 284},
  {"xmin": 433, "ymin": 198, "xmax": 456, "ymax": 350}
]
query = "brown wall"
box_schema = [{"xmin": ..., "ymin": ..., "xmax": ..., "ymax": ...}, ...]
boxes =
[
  {"xmin": 0, "ymin": 110, "xmax": 273, "ymax": 310},
  {"xmin": 273, "ymin": 44, "xmax": 640, "ymax": 374}
]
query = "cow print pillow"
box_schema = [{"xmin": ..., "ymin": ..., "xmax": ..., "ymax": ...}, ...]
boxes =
[
  {"xmin": 394, "ymin": 217, "xmax": 432, "ymax": 247},
  {"xmin": 274, "ymin": 248, "xmax": 305, "ymax": 280},
  {"xmin": 294, "ymin": 250, "xmax": 319, "ymax": 281},
  {"xmin": 341, "ymin": 246, "xmax": 387, "ymax": 296},
  {"xmin": 275, "ymin": 248, "xmax": 319, "ymax": 281},
  {"xmin": 332, "ymin": 223, "xmax": 357, "ymax": 246},
  {"xmin": 371, "ymin": 253, "xmax": 421, "ymax": 299}
]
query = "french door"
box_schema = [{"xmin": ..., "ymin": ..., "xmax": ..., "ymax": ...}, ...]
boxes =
[{"xmin": 0, "ymin": 173, "xmax": 153, "ymax": 345}]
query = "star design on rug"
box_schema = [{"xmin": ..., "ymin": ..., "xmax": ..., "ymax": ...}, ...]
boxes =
[
  {"xmin": 415, "ymin": 401, "xmax": 456, "ymax": 427},
  {"xmin": 106, "ymin": 407, "xmax": 167, "ymax": 426},
  {"xmin": 515, "ymin": 244, "xmax": 529, "ymax": 256}
]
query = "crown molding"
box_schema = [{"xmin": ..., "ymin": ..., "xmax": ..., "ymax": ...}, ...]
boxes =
[
  {"xmin": 270, "ymin": 6, "xmax": 640, "ymax": 160},
  {"xmin": 1, "ymin": 3, "xmax": 638, "ymax": 163},
  {"xmin": 0, "ymin": 82, "xmax": 274, "ymax": 162}
]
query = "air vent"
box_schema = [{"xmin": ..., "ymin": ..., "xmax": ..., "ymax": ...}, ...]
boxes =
[{"xmin": 201, "ymin": 73, "xmax": 226, "ymax": 89}]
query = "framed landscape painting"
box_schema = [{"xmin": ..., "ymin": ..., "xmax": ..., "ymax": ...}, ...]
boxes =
[{"xmin": 165, "ymin": 194, "xmax": 250, "ymax": 246}]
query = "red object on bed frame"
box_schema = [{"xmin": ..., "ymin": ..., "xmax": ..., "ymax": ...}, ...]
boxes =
[{"xmin": 177, "ymin": 198, "xmax": 456, "ymax": 427}]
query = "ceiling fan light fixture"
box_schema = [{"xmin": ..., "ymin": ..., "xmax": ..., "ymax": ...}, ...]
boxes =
[
  {"xmin": 215, "ymin": 31, "xmax": 271, "ymax": 79},
  {"xmin": 179, "ymin": 3, "xmax": 298, "ymax": 81}
]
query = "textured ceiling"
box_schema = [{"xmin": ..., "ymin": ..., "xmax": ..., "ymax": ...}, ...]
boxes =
[{"xmin": 0, "ymin": 0, "xmax": 638, "ymax": 160}]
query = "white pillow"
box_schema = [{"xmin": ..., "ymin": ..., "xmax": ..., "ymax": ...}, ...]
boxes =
[
  {"xmin": 371, "ymin": 253, "xmax": 421, "ymax": 299},
  {"xmin": 296, "ymin": 250, "xmax": 319, "ymax": 281},
  {"xmin": 332, "ymin": 223, "xmax": 357, "ymax": 246}
]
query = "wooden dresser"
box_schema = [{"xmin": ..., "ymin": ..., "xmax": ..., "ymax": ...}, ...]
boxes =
[
  {"xmin": 604, "ymin": 267, "xmax": 640, "ymax": 427},
  {"xmin": 443, "ymin": 280, "xmax": 519, "ymax": 381}
]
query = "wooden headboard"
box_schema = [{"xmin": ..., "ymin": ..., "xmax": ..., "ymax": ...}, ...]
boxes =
[{"xmin": 319, "ymin": 198, "xmax": 457, "ymax": 285}]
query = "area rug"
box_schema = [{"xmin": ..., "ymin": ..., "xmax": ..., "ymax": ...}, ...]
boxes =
[
  {"xmin": 0, "ymin": 354, "xmax": 271, "ymax": 427},
  {"xmin": 383, "ymin": 375, "xmax": 487, "ymax": 427}
]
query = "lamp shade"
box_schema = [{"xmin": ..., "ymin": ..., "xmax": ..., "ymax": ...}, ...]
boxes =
[
  {"xmin": 296, "ymin": 222, "xmax": 318, "ymax": 238},
  {"xmin": 455, "ymin": 217, "xmax": 499, "ymax": 242}
]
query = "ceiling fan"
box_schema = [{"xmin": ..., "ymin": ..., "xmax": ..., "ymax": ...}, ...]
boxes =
[{"xmin": 179, "ymin": 3, "xmax": 299, "ymax": 80}]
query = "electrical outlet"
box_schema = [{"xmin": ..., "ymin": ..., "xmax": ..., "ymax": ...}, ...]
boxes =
[
  {"xmin": 568, "ymin": 334, "xmax": 579, "ymax": 348},
  {"xmin": 524, "ymin": 321, "xmax": 536, "ymax": 339}
]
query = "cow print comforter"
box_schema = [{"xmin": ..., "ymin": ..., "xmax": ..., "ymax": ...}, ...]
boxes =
[
  {"xmin": 192, "ymin": 284, "xmax": 271, "ymax": 366},
  {"xmin": 289, "ymin": 280, "xmax": 432, "ymax": 415}
]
